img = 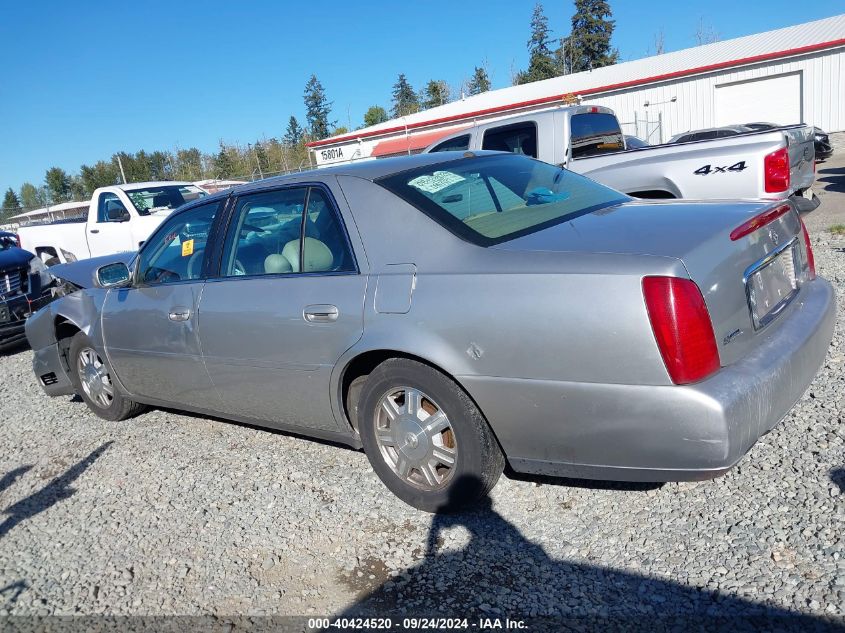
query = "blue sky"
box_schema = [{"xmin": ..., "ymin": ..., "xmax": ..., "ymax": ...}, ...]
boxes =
[{"xmin": 1, "ymin": 0, "xmax": 842, "ymax": 196}]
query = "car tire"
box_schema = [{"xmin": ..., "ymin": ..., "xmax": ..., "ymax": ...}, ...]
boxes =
[
  {"xmin": 68, "ymin": 332, "xmax": 146, "ymax": 421},
  {"xmin": 358, "ymin": 358, "xmax": 504, "ymax": 512}
]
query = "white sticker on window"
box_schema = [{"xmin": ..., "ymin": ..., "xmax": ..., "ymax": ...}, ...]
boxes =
[{"xmin": 409, "ymin": 171, "xmax": 465, "ymax": 194}]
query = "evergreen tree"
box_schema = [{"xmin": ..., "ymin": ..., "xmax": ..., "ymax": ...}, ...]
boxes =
[
  {"xmin": 3, "ymin": 188, "xmax": 20, "ymax": 211},
  {"xmin": 363, "ymin": 106, "xmax": 389, "ymax": 128},
  {"xmin": 420, "ymin": 80, "xmax": 450, "ymax": 110},
  {"xmin": 559, "ymin": 0, "xmax": 619, "ymax": 74},
  {"xmin": 467, "ymin": 67, "xmax": 491, "ymax": 95},
  {"xmin": 69, "ymin": 175, "xmax": 86, "ymax": 201},
  {"xmin": 303, "ymin": 75, "xmax": 333, "ymax": 141},
  {"xmin": 213, "ymin": 143, "xmax": 236, "ymax": 179},
  {"xmin": 80, "ymin": 161, "xmax": 120, "ymax": 196},
  {"xmin": 284, "ymin": 116, "xmax": 303, "ymax": 146},
  {"xmin": 515, "ymin": 3, "xmax": 558, "ymax": 85},
  {"xmin": 45, "ymin": 167, "xmax": 71, "ymax": 203},
  {"xmin": 19, "ymin": 182, "xmax": 44, "ymax": 209},
  {"xmin": 391, "ymin": 74, "xmax": 419, "ymax": 117}
]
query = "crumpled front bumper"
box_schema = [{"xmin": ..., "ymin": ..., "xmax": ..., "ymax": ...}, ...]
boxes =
[{"xmin": 32, "ymin": 339, "xmax": 75, "ymax": 396}]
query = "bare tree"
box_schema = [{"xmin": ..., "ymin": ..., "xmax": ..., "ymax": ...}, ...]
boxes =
[
  {"xmin": 695, "ymin": 17, "xmax": 718, "ymax": 45},
  {"xmin": 654, "ymin": 27, "xmax": 665, "ymax": 55}
]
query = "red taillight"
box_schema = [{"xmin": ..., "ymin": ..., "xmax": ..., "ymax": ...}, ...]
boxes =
[
  {"xmin": 729, "ymin": 204, "xmax": 791, "ymax": 241},
  {"xmin": 642, "ymin": 276, "xmax": 720, "ymax": 385},
  {"xmin": 799, "ymin": 216, "xmax": 816, "ymax": 280},
  {"xmin": 764, "ymin": 147, "xmax": 790, "ymax": 193}
]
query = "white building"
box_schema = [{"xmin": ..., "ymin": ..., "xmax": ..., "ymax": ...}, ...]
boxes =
[{"xmin": 309, "ymin": 14, "xmax": 845, "ymax": 165}]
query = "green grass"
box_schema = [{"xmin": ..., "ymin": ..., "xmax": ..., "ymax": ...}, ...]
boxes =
[{"xmin": 829, "ymin": 224, "xmax": 845, "ymax": 236}]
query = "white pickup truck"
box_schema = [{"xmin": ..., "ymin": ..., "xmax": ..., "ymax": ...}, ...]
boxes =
[
  {"xmin": 425, "ymin": 105, "xmax": 818, "ymax": 210},
  {"xmin": 19, "ymin": 182, "xmax": 207, "ymax": 264}
]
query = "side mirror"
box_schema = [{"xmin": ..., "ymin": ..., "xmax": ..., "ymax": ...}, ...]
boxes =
[
  {"xmin": 106, "ymin": 205, "xmax": 131, "ymax": 222},
  {"xmin": 95, "ymin": 262, "xmax": 131, "ymax": 289}
]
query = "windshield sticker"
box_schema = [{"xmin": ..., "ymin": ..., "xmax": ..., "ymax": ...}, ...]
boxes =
[
  {"xmin": 409, "ymin": 171, "xmax": 465, "ymax": 194},
  {"xmin": 181, "ymin": 239, "xmax": 194, "ymax": 257}
]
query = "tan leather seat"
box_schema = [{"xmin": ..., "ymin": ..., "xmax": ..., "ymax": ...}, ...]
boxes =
[{"xmin": 263, "ymin": 238, "xmax": 334, "ymax": 274}]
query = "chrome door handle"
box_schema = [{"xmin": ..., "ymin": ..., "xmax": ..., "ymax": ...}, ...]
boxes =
[
  {"xmin": 168, "ymin": 307, "xmax": 192, "ymax": 322},
  {"xmin": 303, "ymin": 304, "xmax": 338, "ymax": 323}
]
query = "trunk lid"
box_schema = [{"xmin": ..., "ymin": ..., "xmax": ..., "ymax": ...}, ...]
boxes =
[{"xmin": 493, "ymin": 198, "xmax": 811, "ymax": 366}]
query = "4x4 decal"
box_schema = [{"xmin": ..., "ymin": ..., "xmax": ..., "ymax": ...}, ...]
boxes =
[{"xmin": 694, "ymin": 161, "xmax": 748, "ymax": 175}]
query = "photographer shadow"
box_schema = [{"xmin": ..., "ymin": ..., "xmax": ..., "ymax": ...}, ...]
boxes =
[{"xmin": 338, "ymin": 475, "xmax": 840, "ymax": 632}]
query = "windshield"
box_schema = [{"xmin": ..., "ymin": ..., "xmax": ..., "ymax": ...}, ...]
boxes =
[
  {"xmin": 0, "ymin": 235, "xmax": 16, "ymax": 251},
  {"xmin": 125, "ymin": 185, "xmax": 207, "ymax": 216},
  {"xmin": 376, "ymin": 154, "xmax": 629, "ymax": 246}
]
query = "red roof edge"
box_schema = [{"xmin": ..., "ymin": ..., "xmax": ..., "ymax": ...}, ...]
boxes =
[{"xmin": 307, "ymin": 37, "xmax": 845, "ymax": 148}]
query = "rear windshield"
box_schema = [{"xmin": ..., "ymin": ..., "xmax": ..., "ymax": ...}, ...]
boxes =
[
  {"xmin": 570, "ymin": 113, "xmax": 624, "ymax": 158},
  {"xmin": 376, "ymin": 154, "xmax": 628, "ymax": 246}
]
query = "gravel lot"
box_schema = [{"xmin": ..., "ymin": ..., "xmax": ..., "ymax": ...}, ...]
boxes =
[{"xmin": 1, "ymin": 150, "xmax": 844, "ymax": 629}]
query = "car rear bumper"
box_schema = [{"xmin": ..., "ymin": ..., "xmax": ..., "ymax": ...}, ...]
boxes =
[{"xmin": 461, "ymin": 277, "xmax": 836, "ymax": 482}]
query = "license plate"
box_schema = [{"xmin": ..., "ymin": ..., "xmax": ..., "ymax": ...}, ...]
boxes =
[
  {"xmin": 0, "ymin": 305, "xmax": 8, "ymax": 324},
  {"xmin": 746, "ymin": 242, "xmax": 799, "ymax": 330}
]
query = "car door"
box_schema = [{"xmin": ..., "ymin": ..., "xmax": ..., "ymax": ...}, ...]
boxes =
[
  {"xmin": 87, "ymin": 191, "xmax": 136, "ymax": 257},
  {"xmin": 198, "ymin": 183, "xmax": 365, "ymax": 433},
  {"xmin": 101, "ymin": 199, "xmax": 223, "ymax": 409}
]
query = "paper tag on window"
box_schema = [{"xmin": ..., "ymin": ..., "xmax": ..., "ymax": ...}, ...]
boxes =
[
  {"xmin": 181, "ymin": 239, "xmax": 194, "ymax": 257},
  {"xmin": 409, "ymin": 171, "xmax": 465, "ymax": 194}
]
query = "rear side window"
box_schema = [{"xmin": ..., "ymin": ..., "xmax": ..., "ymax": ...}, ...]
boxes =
[
  {"xmin": 430, "ymin": 135, "xmax": 470, "ymax": 153},
  {"xmin": 570, "ymin": 113, "xmax": 624, "ymax": 159},
  {"xmin": 482, "ymin": 122, "xmax": 537, "ymax": 158},
  {"xmin": 221, "ymin": 187, "xmax": 355, "ymax": 277},
  {"xmin": 377, "ymin": 154, "xmax": 628, "ymax": 246}
]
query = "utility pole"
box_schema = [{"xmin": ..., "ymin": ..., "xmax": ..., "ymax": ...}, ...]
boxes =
[{"xmin": 116, "ymin": 155, "xmax": 127, "ymax": 184}]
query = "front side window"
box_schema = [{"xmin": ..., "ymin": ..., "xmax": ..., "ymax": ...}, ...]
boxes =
[
  {"xmin": 135, "ymin": 201, "xmax": 219, "ymax": 285},
  {"xmin": 430, "ymin": 135, "xmax": 471, "ymax": 153},
  {"xmin": 482, "ymin": 122, "xmax": 537, "ymax": 157},
  {"xmin": 221, "ymin": 187, "xmax": 355, "ymax": 277},
  {"xmin": 124, "ymin": 185, "xmax": 207, "ymax": 216},
  {"xmin": 570, "ymin": 113, "xmax": 624, "ymax": 159},
  {"xmin": 97, "ymin": 192, "xmax": 126, "ymax": 223},
  {"xmin": 376, "ymin": 154, "xmax": 628, "ymax": 246}
]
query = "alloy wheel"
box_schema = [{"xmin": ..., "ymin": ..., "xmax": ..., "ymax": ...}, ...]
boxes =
[
  {"xmin": 374, "ymin": 387, "xmax": 457, "ymax": 491},
  {"xmin": 77, "ymin": 347, "xmax": 114, "ymax": 408}
]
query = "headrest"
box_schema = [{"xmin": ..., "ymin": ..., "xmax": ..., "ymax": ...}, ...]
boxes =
[
  {"xmin": 264, "ymin": 253, "xmax": 293, "ymax": 274},
  {"xmin": 282, "ymin": 237, "xmax": 333, "ymax": 273}
]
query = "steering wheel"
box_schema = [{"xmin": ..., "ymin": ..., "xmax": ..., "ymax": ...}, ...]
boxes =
[{"xmin": 186, "ymin": 249, "xmax": 205, "ymax": 279}]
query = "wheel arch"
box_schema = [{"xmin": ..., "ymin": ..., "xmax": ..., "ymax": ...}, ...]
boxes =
[
  {"xmin": 53, "ymin": 315, "xmax": 84, "ymax": 375},
  {"xmin": 335, "ymin": 348, "xmax": 506, "ymax": 457}
]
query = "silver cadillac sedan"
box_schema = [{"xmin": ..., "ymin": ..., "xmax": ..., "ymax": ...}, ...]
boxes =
[{"xmin": 26, "ymin": 152, "xmax": 835, "ymax": 511}]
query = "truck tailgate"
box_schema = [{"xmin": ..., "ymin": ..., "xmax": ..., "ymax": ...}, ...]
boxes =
[{"xmin": 783, "ymin": 125, "xmax": 816, "ymax": 194}]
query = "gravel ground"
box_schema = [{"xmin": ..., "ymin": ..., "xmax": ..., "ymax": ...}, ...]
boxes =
[{"xmin": 1, "ymin": 157, "xmax": 844, "ymax": 630}]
